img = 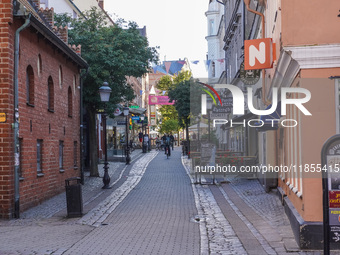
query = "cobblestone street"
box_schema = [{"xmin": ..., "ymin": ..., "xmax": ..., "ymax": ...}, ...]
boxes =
[{"xmin": 0, "ymin": 148, "xmax": 339, "ymax": 254}]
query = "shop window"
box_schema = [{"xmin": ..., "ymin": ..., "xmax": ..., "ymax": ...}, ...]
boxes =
[
  {"xmin": 48, "ymin": 76, "xmax": 54, "ymax": 112},
  {"xmin": 26, "ymin": 65, "xmax": 34, "ymax": 106},
  {"xmin": 68, "ymin": 86, "xmax": 72, "ymax": 117}
]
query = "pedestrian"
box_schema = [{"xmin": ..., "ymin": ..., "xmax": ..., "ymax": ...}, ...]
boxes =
[{"xmin": 144, "ymin": 133, "xmax": 149, "ymax": 151}]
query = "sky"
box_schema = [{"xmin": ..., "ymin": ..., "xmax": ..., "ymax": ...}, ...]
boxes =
[{"xmin": 105, "ymin": 0, "xmax": 209, "ymax": 78}]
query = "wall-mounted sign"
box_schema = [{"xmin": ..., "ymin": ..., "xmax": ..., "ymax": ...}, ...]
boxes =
[
  {"xmin": 244, "ymin": 38, "xmax": 276, "ymax": 70},
  {"xmin": 240, "ymin": 62, "xmax": 261, "ymax": 85},
  {"xmin": 0, "ymin": 113, "xmax": 6, "ymax": 123},
  {"xmin": 149, "ymin": 95, "xmax": 174, "ymax": 105},
  {"xmin": 131, "ymin": 116, "xmax": 140, "ymax": 121}
]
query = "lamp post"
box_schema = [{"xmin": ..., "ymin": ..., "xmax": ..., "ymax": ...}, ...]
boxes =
[
  {"xmin": 123, "ymin": 107, "xmax": 131, "ymax": 164},
  {"xmin": 99, "ymin": 82, "xmax": 112, "ymax": 189},
  {"xmin": 140, "ymin": 114, "xmax": 146, "ymax": 153}
]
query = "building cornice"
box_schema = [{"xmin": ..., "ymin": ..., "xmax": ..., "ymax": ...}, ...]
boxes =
[{"xmin": 284, "ymin": 44, "xmax": 340, "ymax": 69}]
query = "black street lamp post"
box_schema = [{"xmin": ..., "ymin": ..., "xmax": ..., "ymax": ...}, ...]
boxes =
[
  {"xmin": 124, "ymin": 107, "xmax": 131, "ymax": 165},
  {"xmin": 140, "ymin": 114, "xmax": 146, "ymax": 153},
  {"xmin": 99, "ymin": 82, "xmax": 112, "ymax": 189}
]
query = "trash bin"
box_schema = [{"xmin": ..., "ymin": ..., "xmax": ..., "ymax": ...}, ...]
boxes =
[{"xmin": 65, "ymin": 177, "xmax": 83, "ymax": 217}]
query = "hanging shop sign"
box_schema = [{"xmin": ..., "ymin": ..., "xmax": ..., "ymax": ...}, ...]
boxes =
[
  {"xmin": 244, "ymin": 38, "xmax": 276, "ymax": 70},
  {"xmin": 149, "ymin": 95, "xmax": 174, "ymax": 105}
]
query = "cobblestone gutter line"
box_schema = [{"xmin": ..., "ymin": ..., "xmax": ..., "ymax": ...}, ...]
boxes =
[
  {"xmin": 78, "ymin": 151, "xmax": 158, "ymax": 227},
  {"xmin": 182, "ymin": 156, "xmax": 246, "ymax": 255},
  {"xmin": 218, "ymin": 186, "xmax": 277, "ymax": 254}
]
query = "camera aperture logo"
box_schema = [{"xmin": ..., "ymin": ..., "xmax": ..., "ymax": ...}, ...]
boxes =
[{"xmin": 199, "ymin": 83, "xmax": 312, "ymax": 128}]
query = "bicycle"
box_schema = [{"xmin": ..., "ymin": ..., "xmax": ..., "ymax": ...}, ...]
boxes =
[{"xmin": 165, "ymin": 144, "xmax": 171, "ymax": 159}]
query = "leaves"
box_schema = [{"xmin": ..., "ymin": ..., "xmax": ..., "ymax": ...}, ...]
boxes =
[{"xmin": 55, "ymin": 9, "xmax": 159, "ymax": 113}]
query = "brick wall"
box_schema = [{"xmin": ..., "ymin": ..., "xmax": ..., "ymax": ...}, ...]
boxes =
[
  {"xmin": 0, "ymin": 1, "xmax": 15, "ymax": 218},
  {"xmin": 0, "ymin": 9, "xmax": 82, "ymax": 217},
  {"xmin": 17, "ymin": 24, "xmax": 81, "ymax": 213}
]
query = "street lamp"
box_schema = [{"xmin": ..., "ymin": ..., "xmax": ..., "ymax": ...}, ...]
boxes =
[
  {"xmin": 140, "ymin": 114, "xmax": 146, "ymax": 153},
  {"xmin": 99, "ymin": 82, "xmax": 112, "ymax": 189},
  {"xmin": 123, "ymin": 107, "xmax": 131, "ymax": 164}
]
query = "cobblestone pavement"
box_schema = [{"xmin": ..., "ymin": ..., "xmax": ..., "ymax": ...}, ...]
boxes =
[
  {"xmin": 182, "ymin": 157, "xmax": 340, "ymax": 255},
  {"xmin": 1, "ymin": 148, "xmax": 340, "ymax": 254},
  {"xmin": 64, "ymin": 148, "xmax": 200, "ymax": 255}
]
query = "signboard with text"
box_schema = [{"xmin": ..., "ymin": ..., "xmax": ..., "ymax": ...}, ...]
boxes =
[{"xmin": 149, "ymin": 95, "xmax": 174, "ymax": 105}]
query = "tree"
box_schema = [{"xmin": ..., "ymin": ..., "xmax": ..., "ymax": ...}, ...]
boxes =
[
  {"xmin": 168, "ymin": 79, "xmax": 202, "ymax": 154},
  {"xmin": 160, "ymin": 119, "xmax": 179, "ymax": 134},
  {"xmin": 55, "ymin": 9, "xmax": 158, "ymax": 176}
]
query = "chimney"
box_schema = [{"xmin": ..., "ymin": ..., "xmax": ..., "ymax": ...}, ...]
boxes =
[
  {"xmin": 98, "ymin": 0, "xmax": 104, "ymax": 9},
  {"xmin": 38, "ymin": 7, "xmax": 54, "ymax": 28}
]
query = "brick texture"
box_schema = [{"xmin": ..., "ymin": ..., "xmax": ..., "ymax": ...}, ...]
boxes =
[{"xmin": 0, "ymin": 2, "xmax": 83, "ymax": 218}]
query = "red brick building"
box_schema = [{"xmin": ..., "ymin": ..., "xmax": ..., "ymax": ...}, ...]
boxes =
[{"xmin": 0, "ymin": 0, "xmax": 88, "ymax": 218}]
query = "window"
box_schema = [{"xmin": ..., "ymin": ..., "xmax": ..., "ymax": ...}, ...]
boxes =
[
  {"xmin": 59, "ymin": 141, "xmax": 64, "ymax": 170},
  {"xmin": 37, "ymin": 54, "xmax": 42, "ymax": 75},
  {"xmin": 73, "ymin": 74, "xmax": 77, "ymax": 92},
  {"xmin": 37, "ymin": 139, "xmax": 43, "ymax": 173},
  {"xmin": 74, "ymin": 141, "xmax": 78, "ymax": 168},
  {"xmin": 336, "ymin": 79, "xmax": 340, "ymax": 133},
  {"xmin": 68, "ymin": 86, "xmax": 72, "ymax": 117},
  {"xmin": 212, "ymin": 61, "xmax": 215, "ymax": 77},
  {"xmin": 209, "ymin": 19, "xmax": 214, "ymax": 35},
  {"xmin": 26, "ymin": 65, "xmax": 34, "ymax": 106},
  {"xmin": 48, "ymin": 76, "xmax": 54, "ymax": 111},
  {"xmin": 59, "ymin": 65, "xmax": 63, "ymax": 87}
]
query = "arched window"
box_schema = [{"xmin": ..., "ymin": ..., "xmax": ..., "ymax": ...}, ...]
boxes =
[
  {"xmin": 37, "ymin": 54, "xmax": 42, "ymax": 75},
  {"xmin": 59, "ymin": 65, "xmax": 63, "ymax": 87},
  {"xmin": 48, "ymin": 76, "xmax": 54, "ymax": 111},
  {"xmin": 68, "ymin": 86, "xmax": 72, "ymax": 117},
  {"xmin": 26, "ymin": 65, "xmax": 34, "ymax": 105}
]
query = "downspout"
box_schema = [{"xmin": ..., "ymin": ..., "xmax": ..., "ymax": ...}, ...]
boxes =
[
  {"xmin": 80, "ymin": 68, "xmax": 89, "ymax": 185},
  {"xmin": 13, "ymin": 14, "xmax": 31, "ymax": 218},
  {"xmin": 243, "ymin": 0, "xmax": 270, "ymax": 105}
]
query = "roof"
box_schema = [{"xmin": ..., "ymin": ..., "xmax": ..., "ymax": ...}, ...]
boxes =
[{"xmin": 14, "ymin": 0, "xmax": 88, "ymax": 68}]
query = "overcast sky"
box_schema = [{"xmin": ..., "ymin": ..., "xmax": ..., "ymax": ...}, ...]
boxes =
[{"xmin": 105, "ymin": 0, "xmax": 208, "ymax": 78}]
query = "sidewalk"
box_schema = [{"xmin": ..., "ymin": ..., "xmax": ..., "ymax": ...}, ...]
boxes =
[{"xmin": 17, "ymin": 149, "xmax": 144, "ymax": 221}]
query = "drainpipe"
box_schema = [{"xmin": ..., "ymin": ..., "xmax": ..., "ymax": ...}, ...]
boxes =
[
  {"xmin": 13, "ymin": 14, "xmax": 31, "ymax": 218},
  {"xmin": 243, "ymin": 0, "xmax": 270, "ymax": 106},
  {"xmin": 80, "ymin": 68, "xmax": 89, "ymax": 185}
]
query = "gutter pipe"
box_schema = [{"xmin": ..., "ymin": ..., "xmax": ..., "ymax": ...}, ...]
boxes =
[
  {"xmin": 13, "ymin": 14, "xmax": 31, "ymax": 218},
  {"xmin": 243, "ymin": 0, "xmax": 270, "ymax": 105}
]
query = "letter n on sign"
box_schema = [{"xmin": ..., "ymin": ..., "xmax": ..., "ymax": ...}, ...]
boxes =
[{"xmin": 244, "ymin": 38, "xmax": 275, "ymax": 70}]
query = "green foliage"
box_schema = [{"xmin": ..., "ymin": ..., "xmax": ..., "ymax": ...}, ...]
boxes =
[
  {"xmin": 156, "ymin": 75, "xmax": 173, "ymax": 95},
  {"xmin": 168, "ymin": 79, "xmax": 202, "ymax": 128},
  {"xmin": 158, "ymin": 105, "xmax": 177, "ymax": 121},
  {"xmin": 156, "ymin": 70, "xmax": 193, "ymax": 129},
  {"xmin": 55, "ymin": 8, "xmax": 158, "ymax": 113},
  {"xmin": 160, "ymin": 119, "xmax": 179, "ymax": 134}
]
